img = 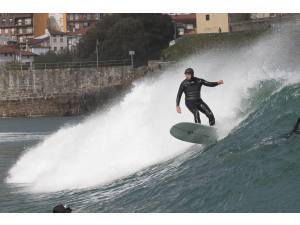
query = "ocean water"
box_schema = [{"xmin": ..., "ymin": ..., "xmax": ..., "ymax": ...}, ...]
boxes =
[{"xmin": 1, "ymin": 26, "xmax": 300, "ymax": 212}]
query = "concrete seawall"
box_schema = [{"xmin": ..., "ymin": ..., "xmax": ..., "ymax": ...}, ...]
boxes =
[{"xmin": 0, "ymin": 66, "xmax": 140, "ymax": 117}]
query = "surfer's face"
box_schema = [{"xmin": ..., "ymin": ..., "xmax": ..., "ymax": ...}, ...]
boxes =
[{"xmin": 185, "ymin": 73, "xmax": 192, "ymax": 80}]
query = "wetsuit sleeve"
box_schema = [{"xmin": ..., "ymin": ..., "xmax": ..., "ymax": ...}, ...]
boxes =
[
  {"xmin": 200, "ymin": 78, "xmax": 219, "ymax": 87},
  {"xmin": 176, "ymin": 82, "xmax": 184, "ymax": 106}
]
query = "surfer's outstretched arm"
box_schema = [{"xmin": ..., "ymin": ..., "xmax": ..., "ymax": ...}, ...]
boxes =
[{"xmin": 200, "ymin": 79, "xmax": 224, "ymax": 87}]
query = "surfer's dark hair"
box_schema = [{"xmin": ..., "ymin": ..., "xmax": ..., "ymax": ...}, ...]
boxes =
[{"xmin": 184, "ymin": 68, "xmax": 194, "ymax": 76}]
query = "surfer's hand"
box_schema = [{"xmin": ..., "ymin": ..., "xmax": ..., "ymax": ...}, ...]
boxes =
[
  {"xmin": 176, "ymin": 106, "xmax": 181, "ymax": 114},
  {"xmin": 217, "ymin": 80, "xmax": 224, "ymax": 85}
]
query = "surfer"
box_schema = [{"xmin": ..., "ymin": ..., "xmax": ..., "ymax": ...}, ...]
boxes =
[
  {"xmin": 285, "ymin": 117, "xmax": 300, "ymax": 138},
  {"xmin": 176, "ymin": 68, "xmax": 224, "ymax": 126},
  {"xmin": 292, "ymin": 117, "xmax": 300, "ymax": 134}
]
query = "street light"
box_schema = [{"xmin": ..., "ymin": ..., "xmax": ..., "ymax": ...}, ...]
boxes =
[{"xmin": 129, "ymin": 50, "xmax": 135, "ymax": 68}]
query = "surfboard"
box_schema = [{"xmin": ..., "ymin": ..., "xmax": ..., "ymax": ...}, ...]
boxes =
[{"xmin": 170, "ymin": 122, "xmax": 217, "ymax": 144}]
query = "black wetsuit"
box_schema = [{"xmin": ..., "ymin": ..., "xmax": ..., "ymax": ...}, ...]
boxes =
[{"xmin": 176, "ymin": 76, "xmax": 219, "ymax": 126}]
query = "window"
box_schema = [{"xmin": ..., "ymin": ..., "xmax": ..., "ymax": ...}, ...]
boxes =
[
  {"xmin": 25, "ymin": 18, "xmax": 32, "ymax": 25},
  {"xmin": 60, "ymin": 37, "xmax": 63, "ymax": 42},
  {"xmin": 205, "ymin": 14, "xmax": 210, "ymax": 21},
  {"xmin": 54, "ymin": 47, "xmax": 57, "ymax": 51},
  {"xmin": 4, "ymin": 53, "xmax": 7, "ymax": 57},
  {"xmin": 53, "ymin": 38, "xmax": 57, "ymax": 43},
  {"xmin": 18, "ymin": 19, "xmax": 22, "ymax": 25},
  {"xmin": 186, "ymin": 24, "xmax": 194, "ymax": 30},
  {"xmin": 27, "ymin": 28, "xmax": 32, "ymax": 33},
  {"xmin": 60, "ymin": 47, "xmax": 63, "ymax": 50},
  {"xmin": 9, "ymin": 18, "xmax": 13, "ymax": 24},
  {"xmin": 75, "ymin": 14, "xmax": 79, "ymax": 20},
  {"xmin": 87, "ymin": 14, "xmax": 91, "ymax": 20},
  {"xmin": 5, "ymin": 29, "xmax": 8, "ymax": 34},
  {"xmin": 70, "ymin": 14, "xmax": 74, "ymax": 20},
  {"xmin": 83, "ymin": 22, "xmax": 88, "ymax": 27},
  {"xmin": 0, "ymin": 29, "xmax": 2, "ymax": 34},
  {"xmin": 2, "ymin": 19, "xmax": 6, "ymax": 24},
  {"xmin": 75, "ymin": 23, "xmax": 80, "ymax": 29}
]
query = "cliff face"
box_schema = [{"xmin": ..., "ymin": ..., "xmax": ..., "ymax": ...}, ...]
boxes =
[{"xmin": 0, "ymin": 66, "xmax": 136, "ymax": 117}]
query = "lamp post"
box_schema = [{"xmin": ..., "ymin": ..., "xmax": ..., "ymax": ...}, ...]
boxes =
[{"xmin": 129, "ymin": 50, "xmax": 135, "ymax": 68}]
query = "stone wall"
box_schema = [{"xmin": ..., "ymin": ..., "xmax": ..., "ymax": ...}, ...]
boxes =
[{"xmin": 0, "ymin": 65, "xmax": 136, "ymax": 117}]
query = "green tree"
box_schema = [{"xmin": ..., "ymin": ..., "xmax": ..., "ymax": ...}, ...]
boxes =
[{"xmin": 77, "ymin": 14, "xmax": 174, "ymax": 66}]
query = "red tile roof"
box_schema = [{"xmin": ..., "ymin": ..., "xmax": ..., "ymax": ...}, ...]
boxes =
[
  {"xmin": 0, "ymin": 46, "xmax": 36, "ymax": 56},
  {"xmin": 171, "ymin": 13, "xmax": 196, "ymax": 23}
]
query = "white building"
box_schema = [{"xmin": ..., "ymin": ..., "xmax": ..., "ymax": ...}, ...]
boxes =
[
  {"xmin": 0, "ymin": 46, "xmax": 36, "ymax": 65},
  {"xmin": 30, "ymin": 38, "xmax": 50, "ymax": 55},
  {"xmin": 67, "ymin": 32, "xmax": 82, "ymax": 53},
  {"xmin": 49, "ymin": 29, "xmax": 68, "ymax": 53}
]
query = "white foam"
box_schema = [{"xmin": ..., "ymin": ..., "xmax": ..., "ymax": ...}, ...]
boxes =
[{"xmin": 6, "ymin": 28, "xmax": 300, "ymax": 192}]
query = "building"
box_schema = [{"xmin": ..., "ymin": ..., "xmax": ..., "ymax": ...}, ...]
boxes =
[
  {"xmin": 0, "ymin": 13, "xmax": 34, "ymax": 43},
  {"xmin": 171, "ymin": 14, "xmax": 196, "ymax": 37},
  {"xmin": 33, "ymin": 13, "xmax": 50, "ymax": 37},
  {"xmin": 67, "ymin": 32, "xmax": 82, "ymax": 53},
  {"xmin": 66, "ymin": 13, "xmax": 104, "ymax": 33},
  {"xmin": 28, "ymin": 37, "xmax": 50, "ymax": 55},
  {"xmin": 48, "ymin": 29, "xmax": 68, "ymax": 53},
  {"xmin": 0, "ymin": 45, "xmax": 36, "ymax": 65},
  {"xmin": 196, "ymin": 13, "xmax": 229, "ymax": 34},
  {"xmin": 250, "ymin": 13, "xmax": 286, "ymax": 20},
  {"xmin": 48, "ymin": 13, "xmax": 67, "ymax": 32},
  {"xmin": 0, "ymin": 35, "xmax": 17, "ymax": 46}
]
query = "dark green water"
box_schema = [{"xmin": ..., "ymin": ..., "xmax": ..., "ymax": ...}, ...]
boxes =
[
  {"xmin": 0, "ymin": 27, "xmax": 300, "ymax": 212},
  {"xmin": 0, "ymin": 81, "xmax": 299, "ymax": 212}
]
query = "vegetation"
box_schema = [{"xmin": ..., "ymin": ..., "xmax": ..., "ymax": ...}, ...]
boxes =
[
  {"xmin": 34, "ymin": 50, "xmax": 75, "ymax": 64},
  {"xmin": 161, "ymin": 30, "xmax": 268, "ymax": 61},
  {"xmin": 77, "ymin": 14, "xmax": 174, "ymax": 66}
]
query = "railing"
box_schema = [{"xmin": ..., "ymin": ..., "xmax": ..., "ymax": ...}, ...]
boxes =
[{"xmin": 3, "ymin": 59, "xmax": 132, "ymax": 71}]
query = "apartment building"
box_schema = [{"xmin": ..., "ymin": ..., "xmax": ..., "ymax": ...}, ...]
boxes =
[
  {"xmin": 0, "ymin": 13, "xmax": 34, "ymax": 43},
  {"xmin": 66, "ymin": 13, "xmax": 104, "ymax": 33}
]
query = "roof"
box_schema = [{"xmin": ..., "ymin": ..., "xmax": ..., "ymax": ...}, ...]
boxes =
[
  {"xmin": 28, "ymin": 37, "xmax": 49, "ymax": 46},
  {"xmin": 0, "ymin": 46, "xmax": 37, "ymax": 56},
  {"xmin": 48, "ymin": 29, "xmax": 67, "ymax": 36}
]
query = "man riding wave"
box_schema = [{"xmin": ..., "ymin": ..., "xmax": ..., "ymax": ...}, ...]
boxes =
[{"xmin": 176, "ymin": 68, "xmax": 224, "ymax": 126}]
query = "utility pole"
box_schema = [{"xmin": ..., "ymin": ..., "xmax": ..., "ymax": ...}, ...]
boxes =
[{"xmin": 96, "ymin": 39, "xmax": 99, "ymax": 68}]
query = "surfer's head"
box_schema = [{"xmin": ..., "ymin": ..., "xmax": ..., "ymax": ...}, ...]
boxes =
[
  {"xmin": 53, "ymin": 204, "xmax": 72, "ymax": 213},
  {"xmin": 184, "ymin": 68, "xmax": 194, "ymax": 80}
]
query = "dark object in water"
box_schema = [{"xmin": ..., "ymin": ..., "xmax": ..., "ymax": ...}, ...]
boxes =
[
  {"xmin": 53, "ymin": 204, "xmax": 72, "ymax": 213},
  {"xmin": 283, "ymin": 117, "xmax": 300, "ymax": 139},
  {"xmin": 292, "ymin": 117, "xmax": 300, "ymax": 134}
]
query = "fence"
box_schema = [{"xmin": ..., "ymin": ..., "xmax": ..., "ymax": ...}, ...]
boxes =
[{"xmin": 2, "ymin": 59, "xmax": 132, "ymax": 71}]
